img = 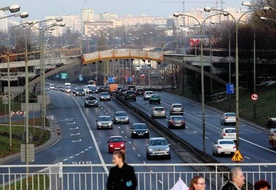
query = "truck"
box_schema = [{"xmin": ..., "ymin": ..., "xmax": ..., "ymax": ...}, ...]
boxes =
[{"xmin": 109, "ymin": 84, "xmax": 118, "ymax": 93}]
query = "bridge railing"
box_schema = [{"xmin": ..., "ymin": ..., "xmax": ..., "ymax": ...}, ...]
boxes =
[{"xmin": 0, "ymin": 163, "xmax": 274, "ymax": 190}]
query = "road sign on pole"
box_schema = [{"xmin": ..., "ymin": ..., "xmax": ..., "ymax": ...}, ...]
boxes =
[
  {"xmin": 251, "ymin": 93, "xmax": 258, "ymax": 101},
  {"xmin": 226, "ymin": 84, "xmax": 234, "ymax": 94},
  {"xmin": 232, "ymin": 150, "xmax": 244, "ymax": 162}
]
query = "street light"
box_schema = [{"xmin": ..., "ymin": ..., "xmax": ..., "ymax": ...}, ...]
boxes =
[
  {"xmin": 0, "ymin": 12, "xmax": 29, "ymax": 19},
  {"xmin": 204, "ymin": 3, "xmax": 269, "ymax": 149},
  {"xmin": 40, "ymin": 23, "xmax": 65, "ymax": 131},
  {"xmin": 173, "ymin": 12, "xmax": 223, "ymax": 153},
  {"xmin": 6, "ymin": 19, "xmax": 30, "ymax": 152},
  {"xmin": 0, "ymin": 4, "xmax": 20, "ymax": 13}
]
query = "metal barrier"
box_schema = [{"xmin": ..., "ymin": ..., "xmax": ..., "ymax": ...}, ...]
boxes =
[{"xmin": 0, "ymin": 163, "xmax": 275, "ymax": 190}]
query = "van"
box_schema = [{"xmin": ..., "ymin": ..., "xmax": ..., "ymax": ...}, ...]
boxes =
[{"xmin": 65, "ymin": 82, "xmax": 71, "ymax": 86}]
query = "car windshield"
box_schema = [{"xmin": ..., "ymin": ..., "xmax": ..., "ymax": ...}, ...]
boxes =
[
  {"xmin": 115, "ymin": 112, "xmax": 127, "ymax": 116},
  {"xmin": 225, "ymin": 129, "xmax": 236, "ymax": 133},
  {"xmin": 99, "ymin": 116, "xmax": 111, "ymax": 121},
  {"xmin": 134, "ymin": 124, "xmax": 147, "ymax": 129},
  {"xmin": 150, "ymin": 139, "xmax": 167, "ymax": 146},
  {"xmin": 173, "ymin": 105, "xmax": 182, "ymax": 108},
  {"xmin": 110, "ymin": 137, "xmax": 123, "ymax": 142},
  {"xmin": 219, "ymin": 141, "xmax": 234, "ymax": 145},
  {"xmin": 226, "ymin": 113, "xmax": 236, "ymax": 117},
  {"xmin": 154, "ymin": 107, "xmax": 164, "ymax": 111},
  {"xmin": 172, "ymin": 116, "xmax": 183, "ymax": 120}
]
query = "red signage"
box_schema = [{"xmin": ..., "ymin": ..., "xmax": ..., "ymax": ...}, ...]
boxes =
[{"xmin": 251, "ymin": 93, "xmax": 258, "ymax": 101}]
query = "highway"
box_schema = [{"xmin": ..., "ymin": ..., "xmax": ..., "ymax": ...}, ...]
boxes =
[{"xmin": 129, "ymin": 91, "xmax": 276, "ymax": 164}]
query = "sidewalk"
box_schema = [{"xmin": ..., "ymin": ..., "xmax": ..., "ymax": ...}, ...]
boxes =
[{"xmin": 0, "ymin": 115, "xmax": 60, "ymax": 164}]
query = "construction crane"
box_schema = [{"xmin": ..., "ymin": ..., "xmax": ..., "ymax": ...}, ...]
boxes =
[{"xmin": 159, "ymin": 0, "xmax": 223, "ymax": 12}]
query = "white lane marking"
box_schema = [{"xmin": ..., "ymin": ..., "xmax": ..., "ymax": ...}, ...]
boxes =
[
  {"xmin": 128, "ymin": 141, "xmax": 132, "ymax": 144},
  {"xmin": 193, "ymin": 131, "xmax": 197, "ymax": 133},
  {"xmin": 205, "ymin": 136, "xmax": 209, "ymax": 139},
  {"xmin": 143, "ymin": 161, "xmax": 146, "ymax": 164},
  {"xmin": 121, "ymin": 131, "xmax": 124, "ymax": 134},
  {"xmin": 71, "ymin": 96, "xmax": 109, "ymax": 174},
  {"xmin": 71, "ymin": 139, "xmax": 82, "ymax": 142},
  {"xmin": 244, "ymin": 156, "xmax": 250, "ymax": 160},
  {"xmin": 69, "ymin": 156, "xmax": 74, "ymax": 159},
  {"xmin": 75, "ymin": 153, "xmax": 80, "ymax": 156},
  {"xmin": 137, "ymin": 154, "xmax": 141, "ymax": 157},
  {"xmin": 70, "ymin": 127, "xmax": 79, "ymax": 130},
  {"xmin": 158, "ymin": 180, "xmax": 163, "ymax": 184},
  {"xmin": 133, "ymin": 147, "xmax": 136, "ymax": 151},
  {"xmin": 67, "ymin": 122, "xmax": 75, "ymax": 125},
  {"xmin": 70, "ymin": 133, "xmax": 80, "ymax": 136}
]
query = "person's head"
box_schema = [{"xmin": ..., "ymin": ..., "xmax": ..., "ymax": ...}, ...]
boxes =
[
  {"xmin": 254, "ymin": 180, "xmax": 271, "ymax": 190},
  {"xmin": 230, "ymin": 167, "xmax": 245, "ymax": 188},
  {"xmin": 112, "ymin": 150, "xmax": 125, "ymax": 167},
  {"xmin": 189, "ymin": 175, "xmax": 206, "ymax": 190}
]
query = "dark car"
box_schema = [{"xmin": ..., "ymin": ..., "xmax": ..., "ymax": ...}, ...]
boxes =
[
  {"xmin": 131, "ymin": 123, "xmax": 149, "ymax": 138},
  {"xmin": 128, "ymin": 85, "xmax": 136, "ymax": 90},
  {"xmin": 84, "ymin": 95, "xmax": 98, "ymax": 107},
  {"xmin": 119, "ymin": 89, "xmax": 127, "ymax": 97},
  {"xmin": 135, "ymin": 88, "xmax": 144, "ymax": 96},
  {"xmin": 87, "ymin": 85, "xmax": 98, "ymax": 94},
  {"xmin": 149, "ymin": 94, "xmax": 161, "ymax": 104},
  {"xmin": 167, "ymin": 115, "xmax": 186, "ymax": 129},
  {"xmin": 124, "ymin": 90, "xmax": 136, "ymax": 101},
  {"xmin": 74, "ymin": 88, "xmax": 86, "ymax": 96},
  {"xmin": 266, "ymin": 117, "xmax": 276, "ymax": 129}
]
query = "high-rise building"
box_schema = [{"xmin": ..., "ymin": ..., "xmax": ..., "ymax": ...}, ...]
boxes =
[
  {"xmin": 0, "ymin": 11, "xmax": 8, "ymax": 32},
  {"xmin": 81, "ymin": 9, "xmax": 94, "ymax": 35}
]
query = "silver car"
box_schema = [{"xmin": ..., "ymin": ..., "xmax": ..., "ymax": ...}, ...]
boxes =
[
  {"xmin": 151, "ymin": 106, "xmax": 166, "ymax": 119},
  {"xmin": 169, "ymin": 103, "xmax": 184, "ymax": 115},
  {"xmin": 96, "ymin": 115, "xmax": 113, "ymax": 129},
  {"xmin": 146, "ymin": 137, "xmax": 171, "ymax": 159},
  {"xmin": 143, "ymin": 91, "xmax": 153, "ymax": 100},
  {"xmin": 99, "ymin": 92, "xmax": 111, "ymax": 101},
  {"xmin": 220, "ymin": 112, "xmax": 236, "ymax": 125},
  {"xmin": 113, "ymin": 111, "xmax": 129, "ymax": 124}
]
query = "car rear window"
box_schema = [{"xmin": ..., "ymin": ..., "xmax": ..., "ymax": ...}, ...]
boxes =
[
  {"xmin": 226, "ymin": 113, "xmax": 236, "ymax": 117},
  {"xmin": 173, "ymin": 105, "xmax": 182, "ymax": 108},
  {"xmin": 155, "ymin": 107, "xmax": 164, "ymax": 111},
  {"xmin": 225, "ymin": 129, "xmax": 236, "ymax": 133},
  {"xmin": 111, "ymin": 137, "xmax": 123, "ymax": 142},
  {"xmin": 172, "ymin": 116, "xmax": 183, "ymax": 120},
  {"xmin": 220, "ymin": 141, "xmax": 234, "ymax": 144}
]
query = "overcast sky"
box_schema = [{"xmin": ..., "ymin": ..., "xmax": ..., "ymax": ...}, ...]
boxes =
[{"xmin": 3, "ymin": 0, "xmax": 244, "ymax": 20}]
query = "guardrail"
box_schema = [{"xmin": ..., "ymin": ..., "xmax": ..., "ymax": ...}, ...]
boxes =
[{"xmin": 0, "ymin": 163, "xmax": 274, "ymax": 190}]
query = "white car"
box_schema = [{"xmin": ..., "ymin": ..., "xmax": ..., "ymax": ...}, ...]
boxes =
[
  {"xmin": 220, "ymin": 112, "xmax": 236, "ymax": 125},
  {"xmin": 212, "ymin": 139, "xmax": 236, "ymax": 156},
  {"xmin": 220, "ymin": 127, "xmax": 237, "ymax": 141},
  {"xmin": 151, "ymin": 106, "xmax": 166, "ymax": 118},
  {"xmin": 143, "ymin": 91, "xmax": 153, "ymax": 100}
]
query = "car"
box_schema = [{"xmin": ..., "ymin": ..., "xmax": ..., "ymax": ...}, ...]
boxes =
[
  {"xmin": 96, "ymin": 115, "xmax": 113, "ymax": 129},
  {"xmin": 143, "ymin": 91, "xmax": 153, "ymax": 100},
  {"xmin": 99, "ymin": 92, "xmax": 111, "ymax": 101},
  {"xmin": 74, "ymin": 88, "xmax": 86, "ymax": 96},
  {"xmin": 169, "ymin": 103, "xmax": 184, "ymax": 115},
  {"xmin": 107, "ymin": 136, "xmax": 126, "ymax": 153},
  {"xmin": 220, "ymin": 112, "xmax": 236, "ymax": 125},
  {"xmin": 113, "ymin": 111, "xmax": 129, "ymax": 124},
  {"xmin": 119, "ymin": 89, "xmax": 127, "ymax": 97},
  {"xmin": 127, "ymin": 85, "xmax": 136, "ymax": 90},
  {"xmin": 131, "ymin": 123, "xmax": 149, "ymax": 138},
  {"xmin": 151, "ymin": 106, "xmax": 166, "ymax": 119},
  {"xmin": 135, "ymin": 88, "xmax": 144, "ymax": 96},
  {"xmin": 64, "ymin": 86, "xmax": 71, "ymax": 93},
  {"xmin": 98, "ymin": 85, "xmax": 110, "ymax": 93},
  {"xmin": 84, "ymin": 95, "xmax": 98, "ymax": 107},
  {"xmin": 124, "ymin": 90, "xmax": 136, "ymax": 101},
  {"xmin": 146, "ymin": 137, "xmax": 171, "ymax": 159},
  {"xmin": 87, "ymin": 85, "xmax": 98, "ymax": 94},
  {"xmin": 167, "ymin": 115, "xmax": 186, "ymax": 129},
  {"xmin": 149, "ymin": 94, "xmax": 161, "ymax": 104},
  {"xmin": 115, "ymin": 86, "xmax": 123, "ymax": 95},
  {"xmin": 212, "ymin": 139, "xmax": 236, "ymax": 156},
  {"xmin": 220, "ymin": 127, "xmax": 237, "ymax": 141}
]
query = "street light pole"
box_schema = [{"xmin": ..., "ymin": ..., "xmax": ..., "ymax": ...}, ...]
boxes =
[{"xmin": 5, "ymin": 13, "xmax": 29, "ymax": 151}]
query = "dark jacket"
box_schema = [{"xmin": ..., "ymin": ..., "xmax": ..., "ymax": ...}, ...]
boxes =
[
  {"xmin": 106, "ymin": 163, "xmax": 137, "ymax": 190},
  {"xmin": 220, "ymin": 180, "xmax": 243, "ymax": 190}
]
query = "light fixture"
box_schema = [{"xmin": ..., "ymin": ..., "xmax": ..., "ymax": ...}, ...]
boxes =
[
  {"xmin": 260, "ymin": 16, "xmax": 267, "ymax": 20},
  {"xmin": 0, "ymin": 4, "xmax": 20, "ymax": 13},
  {"xmin": 203, "ymin": 7, "xmax": 212, "ymax": 12},
  {"xmin": 173, "ymin": 13, "xmax": 180, "ymax": 17}
]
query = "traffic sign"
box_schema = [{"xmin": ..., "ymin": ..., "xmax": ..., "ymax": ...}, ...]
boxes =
[
  {"xmin": 251, "ymin": 93, "xmax": 258, "ymax": 101},
  {"xmin": 232, "ymin": 150, "xmax": 244, "ymax": 162},
  {"xmin": 60, "ymin": 73, "xmax": 68, "ymax": 79},
  {"xmin": 226, "ymin": 84, "xmax": 234, "ymax": 94}
]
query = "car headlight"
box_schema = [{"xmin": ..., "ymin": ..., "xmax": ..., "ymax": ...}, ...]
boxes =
[
  {"xmin": 97, "ymin": 122, "xmax": 101, "ymax": 126},
  {"xmin": 120, "ymin": 144, "xmax": 125, "ymax": 147},
  {"xmin": 133, "ymin": 131, "xmax": 137, "ymax": 134},
  {"xmin": 165, "ymin": 147, "xmax": 170, "ymax": 151},
  {"xmin": 145, "ymin": 131, "xmax": 149, "ymax": 133},
  {"xmin": 108, "ymin": 122, "xmax": 113, "ymax": 125},
  {"xmin": 110, "ymin": 144, "xmax": 113, "ymax": 147},
  {"xmin": 149, "ymin": 148, "xmax": 153, "ymax": 152}
]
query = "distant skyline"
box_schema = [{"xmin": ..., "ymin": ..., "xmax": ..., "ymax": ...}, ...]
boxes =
[{"xmin": 2, "ymin": 0, "xmax": 246, "ymax": 20}]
